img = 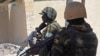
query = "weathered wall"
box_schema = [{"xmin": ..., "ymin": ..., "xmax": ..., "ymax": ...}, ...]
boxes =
[
  {"xmin": 0, "ymin": 11, "xmax": 9, "ymax": 43},
  {"xmin": 9, "ymin": 1, "xmax": 27, "ymax": 45},
  {"xmin": 24, "ymin": 0, "xmax": 34, "ymax": 35}
]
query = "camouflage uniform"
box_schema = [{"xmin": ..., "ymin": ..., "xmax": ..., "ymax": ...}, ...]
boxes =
[
  {"xmin": 51, "ymin": 23, "xmax": 98, "ymax": 56},
  {"xmin": 39, "ymin": 21, "xmax": 61, "ymax": 56},
  {"xmin": 38, "ymin": 7, "xmax": 61, "ymax": 56}
]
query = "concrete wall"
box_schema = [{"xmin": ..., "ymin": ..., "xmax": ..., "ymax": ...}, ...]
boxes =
[
  {"xmin": 0, "ymin": 11, "xmax": 9, "ymax": 43},
  {"xmin": 9, "ymin": 1, "xmax": 27, "ymax": 45}
]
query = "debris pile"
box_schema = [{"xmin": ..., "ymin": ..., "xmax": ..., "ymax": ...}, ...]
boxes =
[{"xmin": 0, "ymin": 43, "xmax": 20, "ymax": 56}]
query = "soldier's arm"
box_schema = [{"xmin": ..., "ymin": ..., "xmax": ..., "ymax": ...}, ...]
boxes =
[
  {"xmin": 36, "ymin": 22, "xmax": 46, "ymax": 34},
  {"xmin": 53, "ymin": 27, "xmax": 71, "ymax": 49},
  {"xmin": 45, "ymin": 24, "xmax": 56, "ymax": 38}
]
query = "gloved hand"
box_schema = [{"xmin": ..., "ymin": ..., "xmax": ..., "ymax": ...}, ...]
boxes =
[{"xmin": 36, "ymin": 34, "xmax": 42, "ymax": 39}]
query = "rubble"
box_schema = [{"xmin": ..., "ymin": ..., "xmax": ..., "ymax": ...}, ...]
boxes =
[
  {"xmin": 0, "ymin": 43, "xmax": 20, "ymax": 56},
  {"xmin": 0, "ymin": 43, "xmax": 39, "ymax": 56}
]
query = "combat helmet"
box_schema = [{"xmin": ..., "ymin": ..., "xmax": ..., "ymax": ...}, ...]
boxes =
[
  {"xmin": 40, "ymin": 7, "xmax": 57, "ymax": 21},
  {"xmin": 64, "ymin": 2, "xmax": 87, "ymax": 20}
]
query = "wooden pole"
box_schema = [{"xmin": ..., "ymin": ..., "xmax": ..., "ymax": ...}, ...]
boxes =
[{"xmin": 82, "ymin": 0, "xmax": 85, "ymax": 5}]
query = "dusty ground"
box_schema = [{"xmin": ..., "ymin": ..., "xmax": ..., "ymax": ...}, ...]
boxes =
[
  {"xmin": 0, "ymin": 43, "xmax": 40, "ymax": 56},
  {"xmin": 0, "ymin": 42, "xmax": 99, "ymax": 56},
  {"xmin": 0, "ymin": 43, "xmax": 19, "ymax": 56}
]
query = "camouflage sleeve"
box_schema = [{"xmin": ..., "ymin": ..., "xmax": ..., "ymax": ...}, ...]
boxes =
[
  {"xmin": 54, "ymin": 27, "xmax": 70, "ymax": 45},
  {"xmin": 45, "ymin": 25, "xmax": 55, "ymax": 38},
  {"xmin": 54, "ymin": 35, "xmax": 61, "ymax": 45}
]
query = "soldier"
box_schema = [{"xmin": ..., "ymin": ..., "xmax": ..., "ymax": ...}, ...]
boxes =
[
  {"xmin": 51, "ymin": 2, "xmax": 98, "ymax": 56},
  {"xmin": 38, "ymin": 7, "xmax": 61, "ymax": 56},
  {"xmin": 18, "ymin": 7, "xmax": 61, "ymax": 56}
]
